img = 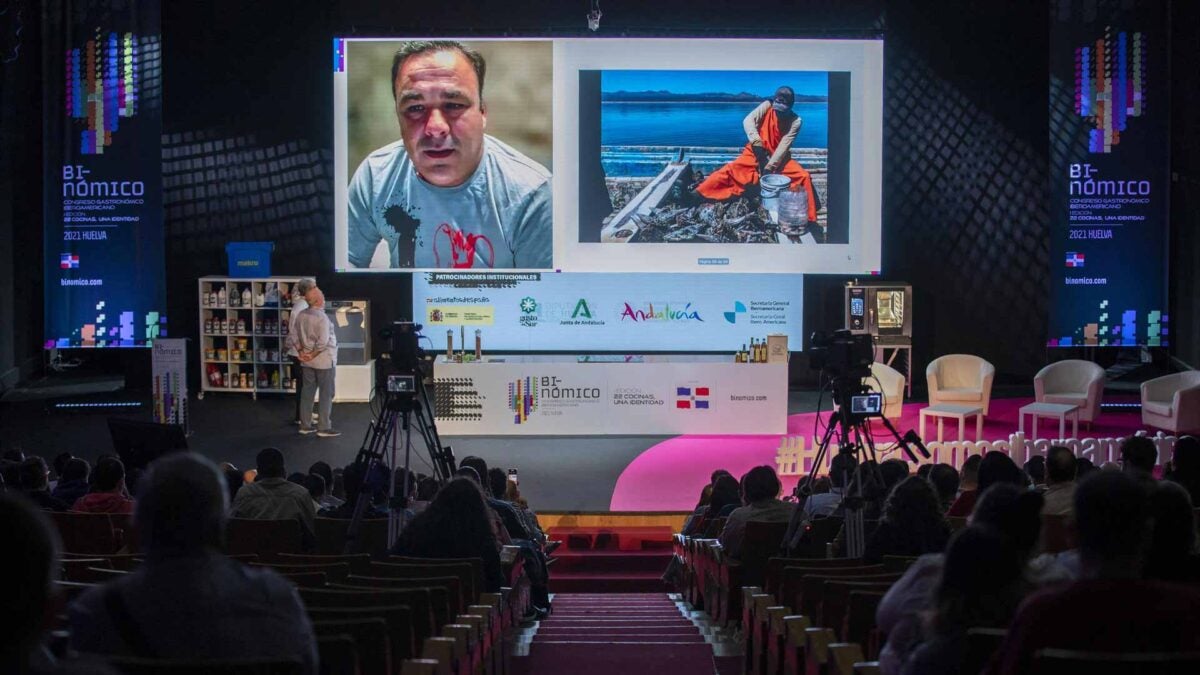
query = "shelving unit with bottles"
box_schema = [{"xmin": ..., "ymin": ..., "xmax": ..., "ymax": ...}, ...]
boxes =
[{"xmin": 198, "ymin": 276, "xmax": 308, "ymax": 399}]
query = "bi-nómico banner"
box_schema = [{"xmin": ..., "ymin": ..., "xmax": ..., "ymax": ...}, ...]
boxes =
[
  {"xmin": 1047, "ymin": 0, "xmax": 1168, "ymax": 347},
  {"xmin": 43, "ymin": 1, "xmax": 165, "ymax": 348}
]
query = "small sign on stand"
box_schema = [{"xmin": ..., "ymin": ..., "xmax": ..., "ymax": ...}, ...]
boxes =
[{"xmin": 152, "ymin": 338, "xmax": 190, "ymax": 434}]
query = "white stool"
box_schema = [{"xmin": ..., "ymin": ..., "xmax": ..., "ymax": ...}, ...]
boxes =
[{"xmin": 919, "ymin": 404, "xmax": 984, "ymax": 442}]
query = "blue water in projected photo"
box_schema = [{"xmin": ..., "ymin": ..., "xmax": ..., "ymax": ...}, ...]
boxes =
[{"xmin": 600, "ymin": 70, "xmax": 829, "ymax": 177}]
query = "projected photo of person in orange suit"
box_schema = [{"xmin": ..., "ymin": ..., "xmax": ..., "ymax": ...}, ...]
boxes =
[{"xmin": 695, "ymin": 86, "xmax": 819, "ymax": 222}]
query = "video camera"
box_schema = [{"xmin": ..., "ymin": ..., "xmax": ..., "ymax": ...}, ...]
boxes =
[
  {"xmin": 377, "ymin": 321, "xmax": 427, "ymax": 412},
  {"xmin": 379, "ymin": 321, "xmax": 424, "ymax": 372},
  {"xmin": 808, "ymin": 329, "xmax": 874, "ymax": 381}
]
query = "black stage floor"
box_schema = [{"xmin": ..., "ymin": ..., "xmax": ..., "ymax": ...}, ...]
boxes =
[{"xmin": 1, "ymin": 389, "xmax": 831, "ymax": 511}]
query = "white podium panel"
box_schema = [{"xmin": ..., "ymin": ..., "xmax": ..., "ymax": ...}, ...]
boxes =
[{"xmin": 433, "ymin": 355, "xmax": 787, "ymax": 436}]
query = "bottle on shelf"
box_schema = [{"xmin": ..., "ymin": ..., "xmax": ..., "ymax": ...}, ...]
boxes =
[
  {"xmin": 242, "ymin": 287, "xmax": 252, "ymax": 307},
  {"xmin": 271, "ymin": 369, "xmax": 280, "ymax": 389},
  {"xmin": 217, "ymin": 287, "xmax": 226, "ymax": 306}
]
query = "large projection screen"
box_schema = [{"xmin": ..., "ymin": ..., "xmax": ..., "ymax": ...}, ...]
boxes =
[{"xmin": 333, "ymin": 37, "xmax": 882, "ymax": 275}]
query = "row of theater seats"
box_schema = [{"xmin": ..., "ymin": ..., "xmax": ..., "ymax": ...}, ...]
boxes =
[
  {"xmin": 671, "ymin": 516, "xmax": 1167, "ymax": 675},
  {"xmin": 49, "ymin": 510, "xmax": 401, "ymax": 557},
  {"xmin": 49, "ymin": 511, "xmax": 531, "ymax": 675}
]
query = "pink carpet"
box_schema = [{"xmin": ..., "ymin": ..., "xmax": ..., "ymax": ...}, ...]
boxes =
[{"xmin": 609, "ymin": 396, "xmax": 1149, "ymax": 511}]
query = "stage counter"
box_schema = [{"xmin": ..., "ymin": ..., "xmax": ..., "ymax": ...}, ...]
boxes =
[{"xmin": 432, "ymin": 355, "xmax": 787, "ymax": 436}]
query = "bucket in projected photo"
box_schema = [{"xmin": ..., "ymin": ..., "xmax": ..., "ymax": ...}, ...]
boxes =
[
  {"xmin": 778, "ymin": 190, "xmax": 809, "ymax": 228},
  {"xmin": 759, "ymin": 174, "xmax": 792, "ymax": 217}
]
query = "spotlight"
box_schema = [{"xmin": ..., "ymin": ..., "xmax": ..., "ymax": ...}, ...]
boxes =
[{"xmin": 587, "ymin": 0, "xmax": 602, "ymax": 31}]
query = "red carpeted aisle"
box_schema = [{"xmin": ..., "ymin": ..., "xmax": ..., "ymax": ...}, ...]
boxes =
[{"xmin": 513, "ymin": 594, "xmax": 717, "ymax": 675}]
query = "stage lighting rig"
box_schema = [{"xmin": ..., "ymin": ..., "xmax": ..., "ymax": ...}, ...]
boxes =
[{"xmin": 587, "ymin": 0, "xmax": 602, "ymax": 31}]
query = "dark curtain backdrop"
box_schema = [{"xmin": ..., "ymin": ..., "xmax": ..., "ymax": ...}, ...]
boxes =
[{"xmin": 4, "ymin": 0, "xmax": 1197, "ymax": 393}]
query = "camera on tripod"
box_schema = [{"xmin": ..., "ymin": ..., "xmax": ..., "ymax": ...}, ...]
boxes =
[
  {"xmin": 808, "ymin": 329, "xmax": 874, "ymax": 380},
  {"xmin": 378, "ymin": 322, "xmax": 426, "ymax": 412}
]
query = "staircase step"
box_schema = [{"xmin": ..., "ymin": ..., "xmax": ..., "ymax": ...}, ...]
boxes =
[{"xmin": 551, "ymin": 549, "xmax": 674, "ymax": 574}]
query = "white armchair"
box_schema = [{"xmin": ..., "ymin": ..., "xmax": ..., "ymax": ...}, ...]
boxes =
[
  {"xmin": 927, "ymin": 354, "xmax": 996, "ymax": 415},
  {"xmin": 866, "ymin": 362, "xmax": 906, "ymax": 420},
  {"xmin": 1141, "ymin": 371, "xmax": 1200, "ymax": 433},
  {"xmin": 1034, "ymin": 359, "xmax": 1106, "ymax": 423}
]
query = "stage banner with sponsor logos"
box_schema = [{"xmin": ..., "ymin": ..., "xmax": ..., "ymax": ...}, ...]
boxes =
[
  {"xmin": 433, "ymin": 356, "xmax": 787, "ymax": 435},
  {"xmin": 1047, "ymin": 0, "xmax": 1168, "ymax": 347},
  {"xmin": 151, "ymin": 338, "xmax": 188, "ymax": 431},
  {"xmin": 414, "ymin": 272, "xmax": 802, "ymax": 352},
  {"xmin": 43, "ymin": 1, "xmax": 165, "ymax": 348}
]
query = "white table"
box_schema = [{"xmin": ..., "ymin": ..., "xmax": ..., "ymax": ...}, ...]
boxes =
[
  {"xmin": 920, "ymin": 404, "xmax": 984, "ymax": 442},
  {"xmin": 1018, "ymin": 402, "xmax": 1080, "ymax": 440}
]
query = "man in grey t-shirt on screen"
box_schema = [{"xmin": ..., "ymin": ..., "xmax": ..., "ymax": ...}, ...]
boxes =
[{"xmin": 346, "ymin": 40, "xmax": 552, "ymax": 270}]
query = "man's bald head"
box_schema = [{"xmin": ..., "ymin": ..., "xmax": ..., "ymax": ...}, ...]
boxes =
[{"xmin": 135, "ymin": 453, "xmax": 228, "ymax": 554}]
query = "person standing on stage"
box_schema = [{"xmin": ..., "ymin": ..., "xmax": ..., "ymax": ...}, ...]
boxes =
[
  {"xmin": 292, "ymin": 289, "xmax": 340, "ymax": 438},
  {"xmin": 693, "ymin": 85, "xmax": 819, "ymax": 223},
  {"xmin": 286, "ymin": 278, "xmax": 317, "ymax": 425}
]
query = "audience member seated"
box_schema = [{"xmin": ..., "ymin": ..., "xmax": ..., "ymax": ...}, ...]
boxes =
[
  {"xmin": 986, "ymin": 471, "xmax": 1200, "ymax": 674},
  {"xmin": 69, "ymin": 452, "xmax": 317, "ymax": 673},
  {"xmin": 1165, "ymin": 435, "xmax": 1200, "ymax": 504},
  {"xmin": 51, "ymin": 457, "xmax": 91, "ymax": 508},
  {"xmin": 19, "ymin": 457, "xmax": 70, "ymax": 512},
  {"xmin": 880, "ymin": 458, "xmax": 912, "ymax": 493},
  {"xmin": 719, "ymin": 465, "xmax": 794, "ymax": 559},
  {"xmin": 1023, "ymin": 455, "xmax": 1046, "ymax": 488},
  {"xmin": 230, "ymin": 447, "xmax": 316, "ymax": 543},
  {"xmin": 900, "ymin": 526, "xmax": 1030, "ymax": 675},
  {"xmin": 498, "ymin": 472, "xmax": 547, "ymax": 545},
  {"xmin": 686, "ymin": 473, "xmax": 741, "ymax": 536},
  {"xmin": 1075, "ymin": 456, "xmax": 1097, "ymax": 479},
  {"xmin": 51, "ymin": 452, "xmax": 74, "ymax": 488},
  {"xmin": 409, "ymin": 475, "xmax": 440, "ymax": 516},
  {"xmin": 1144, "ymin": 480, "xmax": 1198, "ymax": 583},
  {"xmin": 2, "ymin": 496, "xmax": 72, "ymax": 673},
  {"xmin": 72, "ymin": 458, "xmax": 134, "ymax": 515},
  {"xmin": 876, "ymin": 484, "xmax": 1055, "ymax": 675},
  {"xmin": 927, "ymin": 463, "xmax": 960, "ymax": 513},
  {"xmin": 475, "ymin": 462, "xmax": 551, "ymax": 610},
  {"xmin": 303, "ymin": 473, "xmax": 326, "ymax": 512},
  {"xmin": 222, "ymin": 465, "xmax": 244, "ymax": 503},
  {"xmin": 1041, "ymin": 445, "xmax": 1077, "ymax": 517},
  {"xmin": 319, "ymin": 461, "xmax": 390, "ymax": 520},
  {"xmin": 947, "ymin": 451, "xmax": 1024, "ymax": 517},
  {"xmin": 1120, "ymin": 435, "xmax": 1158, "ymax": 476},
  {"xmin": 462, "ymin": 456, "xmax": 533, "ymax": 541},
  {"xmin": 681, "ymin": 470, "xmax": 731, "ymax": 533},
  {"xmin": 864, "ymin": 476, "xmax": 950, "ymax": 564},
  {"xmin": 803, "ymin": 451, "xmax": 857, "ymax": 519},
  {"xmin": 390, "ymin": 477, "xmax": 506, "ymax": 592},
  {"xmin": 308, "ymin": 461, "xmax": 344, "ymax": 509},
  {"xmin": 945, "ymin": 454, "xmax": 981, "ymax": 516}
]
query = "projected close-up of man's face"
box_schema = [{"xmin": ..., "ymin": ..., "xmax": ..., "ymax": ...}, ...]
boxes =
[{"xmin": 394, "ymin": 48, "xmax": 488, "ymax": 188}]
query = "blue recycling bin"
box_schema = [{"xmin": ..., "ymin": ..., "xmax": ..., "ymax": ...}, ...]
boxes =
[{"xmin": 225, "ymin": 242, "xmax": 273, "ymax": 278}]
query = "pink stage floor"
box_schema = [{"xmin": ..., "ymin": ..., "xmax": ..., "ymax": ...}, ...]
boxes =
[{"xmin": 609, "ymin": 396, "xmax": 1150, "ymax": 511}]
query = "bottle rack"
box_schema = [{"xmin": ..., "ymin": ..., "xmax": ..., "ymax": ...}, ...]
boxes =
[{"xmin": 198, "ymin": 275, "xmax": 309, "ymax": 399}]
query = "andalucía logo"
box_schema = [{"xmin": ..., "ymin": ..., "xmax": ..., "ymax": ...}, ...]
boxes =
[
  {"xmin": 572, "ymin": 299, "xmax": 592, "ymax": 319},
  {"xmin": 723, "ymin": 301, "xmax": 747, "ymax": 324},
  {"xmin": 620, "ymin": 302, "xmax": 704, "ymax": 322},
  {"xmin": 508, "ymin": 376, "xmax": 537, "ymax": 424}
]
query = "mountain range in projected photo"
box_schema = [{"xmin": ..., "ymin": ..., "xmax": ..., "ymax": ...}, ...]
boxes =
[{"xmin": 600, "ymin": 70, "xmax": 829, "ymax": 177}]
